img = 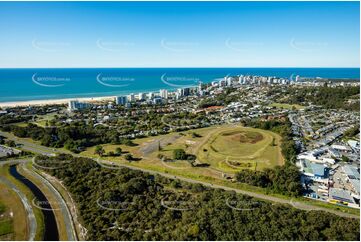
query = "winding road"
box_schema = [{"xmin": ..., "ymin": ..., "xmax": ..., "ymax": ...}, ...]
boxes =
[{"xmin": 1, "ymin": 130, "xmax": 359, "ymax": 220}]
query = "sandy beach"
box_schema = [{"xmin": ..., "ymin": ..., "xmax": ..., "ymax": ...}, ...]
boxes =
[{"xmin": 0, "ymin": 96, "xmax": 116, "ymax": 108}]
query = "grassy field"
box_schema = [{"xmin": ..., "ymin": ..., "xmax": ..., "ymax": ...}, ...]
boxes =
[
  {"xmin": 196, "ymin": 126, "xmax": 283, "ymax": 172},
  {"xmin": 0, "ymin": 200, "xmax": 13, "ymax": 240},
  {"xmin": 270, "ymin": 102, "xmax": 305, "ymax": 110},
  {"xmin": 81, "ymin": 124, "xmax": 284, "ymax": 179},
  {"xmin": 0, "ymin": 220, "xmax": 12, "ymax": 240},
  {"xmin": 13, "ymin": 112, "xmax": 59, "ymax": 128},
  {"xmin": 0, "ymin": 165, "xmax": 44, "ymax": 240}
]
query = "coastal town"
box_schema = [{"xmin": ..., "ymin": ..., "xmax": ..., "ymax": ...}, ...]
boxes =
[
  {"xmin": 0, "ymin": 0, "xmax": 360, "ymax": 241},
  {"xmin": 1, "ymin": 74, "xmax": 359, "ymax": 211}
]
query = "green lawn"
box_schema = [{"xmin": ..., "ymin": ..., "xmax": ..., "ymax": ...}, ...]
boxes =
[
  {"xmin": 81, "ymin": 124, "xmax": 284, "ymax": 177},
  {"xmin": 196, "ymin": 126, "xmax": 283, "ymax": 172},
  {"xmin": 0, "ymin": 202, "xmax": 12, "ymax": 237},
  {"xmin": 0, "ymin": 220, "xmax": 12, "ymax": 236},
  {"xmin": 270, "ymin": 102, "xmax": 305, "ymax": 110}
]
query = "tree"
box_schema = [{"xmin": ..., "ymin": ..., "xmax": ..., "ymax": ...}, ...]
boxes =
[
  {"xmin": 187, "ymin": 224, "xmax": 200, "ymax": 237},
  {"xmin": 94, "ymin": 145, "xmax": 105, "ymax": 157},
  {"xmin": 115, "ymin": 147, "xmax": 122, "ymax": 156},
  {"xmin": 5, "ymin": 140, "xmax": 16, "ymax": 147},
  {"xmin": 173, "ymin": 149, "xmax": 187, "ymax": 160},
  {"xmin": 341, "ymin": 155, "xmax": 350, "ymax": 163},
  {"xmin": 125, "ymin": 154, "xmax": 133, "ymax": 162},
  {"xmin": 36, "ymin": 155, "xmax": 360, "ymax": 241},
  {"xmin": 192, "ymin": 132, "xmax": 201, "ymax": 138}
]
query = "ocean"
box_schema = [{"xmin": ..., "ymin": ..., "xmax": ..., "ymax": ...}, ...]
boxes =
[{"xmin": 0, "ymin": 68, "xmax": 359, "ymax": 103}]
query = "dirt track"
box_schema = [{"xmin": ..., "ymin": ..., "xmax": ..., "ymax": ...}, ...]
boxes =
[{"xmin": 139, "ymin": 134, "xmax": 181, "ymax": 156}]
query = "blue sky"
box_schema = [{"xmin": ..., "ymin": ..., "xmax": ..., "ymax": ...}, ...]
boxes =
[{"xmin": 0, "ymin": 1, "xmax": 359, "ymax": 68}]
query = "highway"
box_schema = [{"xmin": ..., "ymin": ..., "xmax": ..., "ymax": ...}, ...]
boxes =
[
  {"xmin": 1, "ymin": 130, "xmax": 359, "ymax": 220},
  {"xmin": 0, "ymin": 131, "xmax": 63, "ymax": 156}
]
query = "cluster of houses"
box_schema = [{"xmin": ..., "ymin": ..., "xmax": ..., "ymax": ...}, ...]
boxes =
[
  {"xmin": 0, "ymin": 145, "xmax": 21, "ymax": 158},
  {"xmin": 288, "ymin": 106, "xmax": 360, "ymax": 208}
]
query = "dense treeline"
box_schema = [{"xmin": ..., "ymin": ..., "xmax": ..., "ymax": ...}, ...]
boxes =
[
  {"xmin": 0, "ymin": 122, "xmax": 133, "ymax": 153},
  {"xmin": 0, "ymin": 115, "xmax": 32, "ymax": 125},
  {"xmin": 278, "ymin": 86, "xmax": 360, "ymax": 111},
  {"xmin": 198, "ymin": 88, "xmax": 240, "ymax": 108},
  {"xmin": 37, "ymin": 155, "xmax": 359, "ymax": 241},
  {"xmin": 236, "ymin": 119, "xmax": 302, "ymax": 196},
  {"xmin": 235, "ymin": 164, "xmax": 302, "ymax": 196},
  {"xmin": 163, "ymin": 111, "xmax": 210, "ymax": 129}
]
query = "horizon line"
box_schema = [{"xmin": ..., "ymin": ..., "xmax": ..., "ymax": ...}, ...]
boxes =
[{"xmin": 0, "ymin": 66, "xmax": 360, "ymax": 69}]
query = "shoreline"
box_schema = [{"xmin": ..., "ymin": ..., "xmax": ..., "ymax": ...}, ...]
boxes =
[
  {"xmin": 0, "ymin": 96, "xmax": 116, "ymax": 108},
  {"xmin": 1, "ymin": 74, "xmax": 359, "ymax": 108}
]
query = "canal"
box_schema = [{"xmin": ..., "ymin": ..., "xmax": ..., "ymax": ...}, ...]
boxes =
[{"xmin": 9, "ymin": 165, "xmax": 59, "ymax": 241}]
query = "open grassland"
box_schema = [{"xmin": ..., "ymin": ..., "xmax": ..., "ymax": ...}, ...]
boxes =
[
  {"xmin": 0, "ymin": 182, "xmax": 29, "ymax": 241},
  {"xmin": 196, "ymin": 126, "xmax": 283, "ymax": 172},
  {"xmin": 0, "ymin": 200, "xmax": 13, "ymax": 240},
  {"xmin": 81, "ymin": 124, "xmax": 284, "ymax": 178},
  {"xmin": 13, "ymin": 113, "xmax": 60, "ymax": 128},
  {"xmin": 270, "ymin": 102, "xmax": 305, "ymax": 110}
]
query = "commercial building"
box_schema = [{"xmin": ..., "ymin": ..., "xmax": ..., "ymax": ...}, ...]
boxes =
[
  {"xmin": 300, "ymin": 159, "xmax": 328, "ymax": 181},
  {"xmin": 349, "ymin": 179, "xmax": 360, "ymax": 198},
  {"xmin": 138, "ymin": 92, "xmax": 146, "ymax": 100},
  {"xmin": 342, "ymin": 165, "xmax": 360, "ymax": 197},
  {"xmin": 343, "ymin": 165, "xmax": 360, "ymax": 180},
  {"xmin": 68, "ymin": 100, "xmax": 91, "ymax": 111},
  {"xmin": 176, "ymin": 87, "xmax": 190, "ymax": 97},
  {"xmin": 159, "ymin": 89, "xmax": 168, "ymax": 99},
  {"xmin": 329, "ymin": 188, "xmax": 355, "ymax": 205},
  {"xmin": 153, "ymin": 97, "xmax": 163, "ymax": 105},
  {"xmin": 115, "ymin": 96, "xmax": 127, "ymax": 105},
  {"xmin": 128, "ymin": 93, "xmax": 135, "ymax": 102},
  {"xmin": 219, "ymin": 79, "xmax": 226, "ymax": 87},
  {"xmin": 148, "ymin": 92, "xmax": 154, "ymax": 99},
  {"xmin": 348, "ymin": 140, "xmax": 360, "ymax": 152},
  {"xmin": 183, "ymin": 87, "xmax": 190, "ymax": 96}
]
